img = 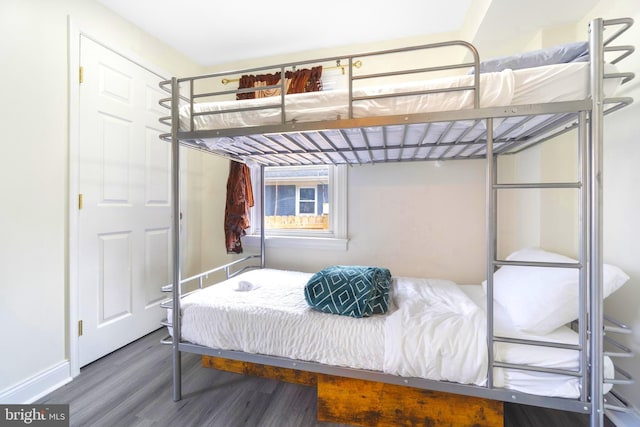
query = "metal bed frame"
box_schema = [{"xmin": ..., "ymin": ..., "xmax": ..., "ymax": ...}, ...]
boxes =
[{"xmin": 159, "ymin": 18, "xmax": 635, "ymax": 427}]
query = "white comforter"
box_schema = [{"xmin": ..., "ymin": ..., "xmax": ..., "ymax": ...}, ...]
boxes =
[
  {"xmin": 180, "ymin": 269, "xmax": 386, "ymax": 371},
  {"xmin": 383, "ymin": 277, "xmax": 487, "ymax": 385}
]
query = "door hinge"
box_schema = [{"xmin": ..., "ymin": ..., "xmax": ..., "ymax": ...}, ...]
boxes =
[
  {"xmin": 78, "ymin": 193, "xmax": 83, "ymax": 210},
  {"xmin": 78, "ymin": 320, "xmax": 83, "ymax": 337},
  {"xmin": 79, "ymin": 66, "xmax": 84, "ymax": 84}
]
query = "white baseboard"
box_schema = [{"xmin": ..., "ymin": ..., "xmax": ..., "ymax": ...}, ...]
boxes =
[{"xmin": 0, "ymin": 361, "xmax": 72, "ymax": 404}]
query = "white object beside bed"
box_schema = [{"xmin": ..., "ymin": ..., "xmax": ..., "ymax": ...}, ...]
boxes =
[
  {"xmin": 483, "ymin": 247, "xmax": 629, "ymax": 335},
  {"xmin": 171, "ymin": 267, "xmax": 614, "ymax": 398}
]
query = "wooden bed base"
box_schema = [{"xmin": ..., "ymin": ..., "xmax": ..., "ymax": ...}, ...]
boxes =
[{"xmin": 202, "ymin": 356, "xmax": 504, "ymax": 426}]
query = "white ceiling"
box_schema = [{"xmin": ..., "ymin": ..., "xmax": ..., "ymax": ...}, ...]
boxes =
[
  {"xmin": 97, "ymin": 0, "xmax": 600, "ymax": 67},
  {"xmin": 471, "ymin": 0, "xmax": 600, "ymax": 49},
  {"xmin": 97, "ymin": 0, "xmax": 473, "ymax": 66}
]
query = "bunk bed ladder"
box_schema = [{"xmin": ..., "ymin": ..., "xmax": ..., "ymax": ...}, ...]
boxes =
[
  {"xmin": 487, "ymin": 18, "xmax": 635, "ymax": 427},
  {"xmin": 485, "ymin": 113, "xmax": 590, "ymax": 400}
]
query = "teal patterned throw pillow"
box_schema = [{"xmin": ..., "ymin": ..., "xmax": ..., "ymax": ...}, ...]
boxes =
[{"xmin": 304, "ymin": 266, "xmax": 391, "ymax": 318}]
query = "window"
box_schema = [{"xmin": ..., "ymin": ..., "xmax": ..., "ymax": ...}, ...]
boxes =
[
  {"xmin": 264, "ymin": 166, "xmax": 329, "ymax": 231},
  {"xmin": 248, "ymin": 164, "xmax": 347, "ymax": 250},
  {"xmin": 298, "ymin": 187, "xmax": 317, "ymax": 215}
]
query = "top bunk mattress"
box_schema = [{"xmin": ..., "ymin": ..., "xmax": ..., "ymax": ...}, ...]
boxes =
[{"xmin": 180, "ymin": 62, "xmax": 614, "ymax": 133}]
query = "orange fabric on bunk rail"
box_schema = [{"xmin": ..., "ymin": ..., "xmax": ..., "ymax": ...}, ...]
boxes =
[{"xmin": 236, "ymin": 66, "xmax": 323, "ymax": 100}]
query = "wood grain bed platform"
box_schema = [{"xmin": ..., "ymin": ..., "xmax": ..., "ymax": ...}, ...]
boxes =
[{"xmin": 203, "ymin": 355, "xmax": 504, "ymax": 427}]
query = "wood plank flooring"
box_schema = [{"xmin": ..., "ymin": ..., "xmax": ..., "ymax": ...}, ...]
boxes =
[{"xmin": 38, "ymin": 328, "xmax": 613, "ymax": 426}]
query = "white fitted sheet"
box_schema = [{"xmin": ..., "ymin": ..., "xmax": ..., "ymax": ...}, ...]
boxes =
[
  {"xmin": 180, "ymin": 62, "xmax": 615, "ymax": 133},
  {"xmin": 171, "ymin": 268, "xmax": 612, "ymax": 398}
]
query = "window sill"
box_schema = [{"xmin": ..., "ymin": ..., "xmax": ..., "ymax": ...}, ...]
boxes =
[{"xmin": 243, "ymin": 234, "xmax": 349, "ymax": 251}]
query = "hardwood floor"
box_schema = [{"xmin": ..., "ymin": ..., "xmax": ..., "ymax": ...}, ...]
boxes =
[{"xmin": 39, "ymin": 328, "xmax": 612, "ymax": 426}]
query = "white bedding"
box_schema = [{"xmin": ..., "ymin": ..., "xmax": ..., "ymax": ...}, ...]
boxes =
[
  {"xmin": 383, "ymin": 277, "xmax": 487, "ymax": 385},
  {"xmin": 180, "ymin": 62, "xmax": 616, "ymax": 133},
  {"xmin": 172, "ymin": 268, "xmax": 613, "ymax": 398},
  {"xmin": 179, "ymin": 269, "xmax": 386, "ymax": 371},
  {"xmin": 182, "ymin": 68, "xmax": 514, "ymax": 131}
]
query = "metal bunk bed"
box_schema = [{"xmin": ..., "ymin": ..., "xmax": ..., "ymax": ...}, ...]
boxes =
[{"xmin": 158, "ymin": 17, "xmax": 635, "ymax": 427}]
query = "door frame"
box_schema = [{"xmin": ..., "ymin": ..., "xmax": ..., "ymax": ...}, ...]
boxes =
[{"xmin": 68, "ymin": 17, "xmax": 183, "ymax": 376}]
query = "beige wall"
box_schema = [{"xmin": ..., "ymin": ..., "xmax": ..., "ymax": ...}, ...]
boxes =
[
  {"xmin": 0, "ymin": 0, "xmax": 206, "ymax": 400},
  {"xmin": 264, "ymin": 161, "xmax": 487, "ymax": 284},
  {"xmin": 496, "ymin": 147, "xmax": 542, "ymax": 257}
]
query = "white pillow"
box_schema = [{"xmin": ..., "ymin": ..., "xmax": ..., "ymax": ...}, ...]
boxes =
[{"xmin": 483, "ymin": 247, "xmax": 629, "ymax": 335}]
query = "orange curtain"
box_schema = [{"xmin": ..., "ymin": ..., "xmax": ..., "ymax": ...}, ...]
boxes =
[
  {"xmin": 236, "ymin": 66, "xmax": 323, "ymax": 100},
  {"xmin": 237, "ymin": 72, "xmax": 281, "ymax": 100},
  {"xmin": 285, "ymin": 66, "xmax": 323, "ymax": 94},
  {"xmin": 254, "ymin": 79, "xmax": 292, "ymax": 98}
]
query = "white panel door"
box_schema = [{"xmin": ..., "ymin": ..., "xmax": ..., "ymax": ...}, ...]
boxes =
[{"xmin": 78, "ymin": 36, "xmax": 171, "ymax": 366}]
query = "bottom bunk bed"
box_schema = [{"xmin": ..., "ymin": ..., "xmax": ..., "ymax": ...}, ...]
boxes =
[
  {"xmin": 164, "ymin": 253, "xmax": 628, "ymax": 426},
  {"xmin": 170, "ymin": 265, "xmax": 621, "ymax": 398}
]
